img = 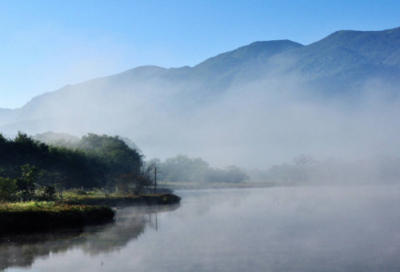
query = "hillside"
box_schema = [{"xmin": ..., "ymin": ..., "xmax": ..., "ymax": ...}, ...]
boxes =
[{"xmin": 1, "ymin": 27, "xmax": 400, "ymax": 167}]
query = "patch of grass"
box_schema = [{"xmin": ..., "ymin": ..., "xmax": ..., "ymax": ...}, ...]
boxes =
[
  {"xmin": 62, "ymin": 193, "xmax": 181, "ymax": 206},
  {"xmin": 0, "ymin": 201, "xmax": 102, "ymax": 212},
  {"xmin": 0, "ymin": 201, "xmax": 115, "ymax": 235},
  {"xmin": 0, "ymin": 192, "xmax": 181, "ymax": 235}
]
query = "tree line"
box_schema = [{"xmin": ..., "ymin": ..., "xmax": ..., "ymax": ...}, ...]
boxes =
[
  {"xmin": 0, "ymin": 132, "xmax": 147, "ymax": 201},
  {"xmin": 0, "ymin": 132, "xmax": 250, "ymax": 201},
  {"xmin": 147, "ymin": 155, "xmax": 249, "ymax": 184},
  {"xmin": 247, "ymin": 154, "xmax": 400, "ymax": 185}
]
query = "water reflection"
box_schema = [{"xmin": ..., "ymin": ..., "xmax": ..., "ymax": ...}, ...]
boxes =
[
  {"xmin": 175, "ymin": 188, "xmax": 251, "ymax": 217},
  {"xmin": 3, "ymin": 186, "xmax": 400, "ymax": 272},
  {"xmin": 0, "ymin": 204, "xmax": 180, "ymax": 270}
]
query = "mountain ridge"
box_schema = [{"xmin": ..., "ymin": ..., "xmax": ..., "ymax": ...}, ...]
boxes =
[
  {"xmin": 1, "ymin": 26, "xmax": 400, "ymax": 144},
  {"xmin": 2, "ymin": 27, "xmax": 400, "ymax": 113},
  {"xmin": 2, "ymin": 26, "xmax": 400, "ymax": 167}
]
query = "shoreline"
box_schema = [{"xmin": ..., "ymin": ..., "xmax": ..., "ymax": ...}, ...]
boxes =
[
  {"xmin": 63, "ymin": 193, "xmax": 181, "ymax": 207},
  {"xmin": 0, "ymin": 193, "xmax": 181, "ymax": 235},
  {"xmin": 0, "ymin": 204, "xmax": 114, "ymax": 235}
]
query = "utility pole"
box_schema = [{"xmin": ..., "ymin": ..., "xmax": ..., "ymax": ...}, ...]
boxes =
[
  {"xmin": 154, "ymin": 166, "xmax": 157, "ymax": 195},
  {"xmin": 156, "ymin": 211, "xmax": 158, "ymax": 231}
]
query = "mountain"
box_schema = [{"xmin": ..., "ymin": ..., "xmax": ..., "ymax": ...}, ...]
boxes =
[
  {"xmin": 269, "ymin": 27, "xmax": 400, "ymax": 94},
  {"xmin": 1, "ymin": 27, "xmax": 400, "ymax": 167},
  {"xmin": 0, "ymin": 108, "xmax": 12, "ymax": 124},
  {"xmin": 0, "ymin": 39, "xmax": 305, "ymax": 129}
]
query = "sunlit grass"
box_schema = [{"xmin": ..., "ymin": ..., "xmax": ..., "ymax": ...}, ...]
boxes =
[
  {"xmin": 0, "ymin": 190, "xmax": 180, "ymax": 214},
  {"xmin": 0, "ymin": 200, "xmax": 115, "ymax": 234},
  {"xmin": 62, "ymin": 191, "xmax": 140, "ymax": 202},
  {"xmin": 0, "ymin": 201, "xmax": 106, "ymax": 213},
  {"xmin": 0, "ymin": 191, "xmax": 179, "ymax": 234}
]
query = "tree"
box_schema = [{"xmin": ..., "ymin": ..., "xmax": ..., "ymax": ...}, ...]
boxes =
[
  {"xmin": 116, "ymin": 165, "xmax": 154, "ymax": 195},
  {"xmin": 17, "ymin": 164, "xmax": 39, "ymax": 200},
  {"xmin": 162, "ymin": 155, "xmax": 209, "ymax": 182},
  {"xmin": 0, "ymin": 132, "xmax": 148, "ymax": 192},
  {"xmin": 293, "ymin": 154, "xmax": 315, "ymax": 183},
  {"xmin": 225, "ymin": 165, "xmax": 250, "ymax": 183},
  {"xmin": 294, "ymin": 154, "xmax": 315, "ymax": 167},
  {"xmin": 78, "ymin": 133, "xmax": 143, "ymax": 178},
  {"xmin": 0, "ymin": 177, "xmax": 17, "ymax": 201}
]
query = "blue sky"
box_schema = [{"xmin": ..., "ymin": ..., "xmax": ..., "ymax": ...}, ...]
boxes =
[{"xmin": 1, "ymin": 0, "xmax": 399, "ymax": 109}]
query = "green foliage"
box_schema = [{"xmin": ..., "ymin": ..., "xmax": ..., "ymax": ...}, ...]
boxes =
[
  {"xmin": 16, "ymin": 164, "xmax": 39, "ymax": 200},
  {"xmin": 36, "ymin": 185, "xmax": 56, "ymax": 200},
  {"xmin": 68, "ymin": 188, "xmax": 88, "ymax": 195},
  {"xmin": 54, "ymin": 182, "xmax": 65, "ymax": 200},
  {"xmin": 0, "ymin": 177, "xmax": 17, "ymax": 201},
  {"xmin": 44, "ymin": 186, "xmax": 56, "ymax": 198},
  {"xmin": 0, "ymin": 132, "xmax": 143, "ymax": 192},
  {"xmin": 78, "ymin": 133, "xmax": 142, "ymax": 176}
]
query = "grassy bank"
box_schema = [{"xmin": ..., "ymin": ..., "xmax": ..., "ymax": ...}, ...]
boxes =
[
  {"xmin": 63, "ymin": 193, "xmax": 181, "ymax": 206},
  {"xmin": 0, "ymin": 202, "xmax": 114, "ymax": 235},
  {"xmin": 0, "ymin": 193, "xmax": 181, "ymax": 235}
]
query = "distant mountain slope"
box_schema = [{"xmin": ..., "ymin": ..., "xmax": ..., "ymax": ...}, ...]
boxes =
[
  {"xmin": 2, "ymin": 27, "xmax": 400, "ymax": 126},
  {"xmin": 0, "ymin": 39, "xmax": 304, "ymax": 126},
  {"xmin": 269, "ymin": 27, "xmax": 400, "ymax": 93},
  {"xmin": 0, "ymin": 108, "xmax": 13, "ymax": 126},
  {"xmin": 190, "ymin": 40, "xmax": 304, "ymax": 86},
  {"xmin": 1, "ymin": 27, "xmax": 400, "ymax": 167},
  {"xmin": 305, "ymin": 27, "xmax": 400, "ymax": 66}
]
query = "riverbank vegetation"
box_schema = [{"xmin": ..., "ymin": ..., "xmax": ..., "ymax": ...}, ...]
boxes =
[
  {"xmin": 0, "ymin": 132, "xmax": 162, "ymax": 201},
  {"xmin": 0, "ymin": 132, "xmax": 143, "ymax": 192},
  {"xmin": 0, "ymin": 132, "xmax": 251, "ymax": 202},
  {"xmin": 0, "ymin": 190, "xmax": 180, "ymax": 235},
  {"xmin": 146, "ymin": 154, "xmax": 250, "ymax": 185},
  {"xmin": 0, "ymin": 201, "xmax": 114, "ymax": 234},
  {"xmin": 0, "ymin": 132, "xmax": 183, "ymax": 234}
]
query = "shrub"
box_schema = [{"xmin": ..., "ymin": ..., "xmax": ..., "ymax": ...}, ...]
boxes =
[
  {"xmin": 69, "ymin": 188, "xmax": 87, "ymax": 195},
  {"xmin": 36, "ymin": 185, "xmax": 56, "ymax": 200},
  {"xmin": 16, "ymin": 164, "xmax": 39, "ymax": 200},
  {"xmin": 0, "ymin": 177, "xmax": 17, "ymax": 201}
]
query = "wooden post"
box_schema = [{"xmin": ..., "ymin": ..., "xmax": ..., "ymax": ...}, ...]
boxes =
[{"xmin": 154, "ymin": 166, "xmax": 157, "ymax": 195}]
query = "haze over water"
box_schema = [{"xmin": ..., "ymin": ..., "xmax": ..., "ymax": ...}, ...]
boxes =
[{"xmin": 2, "ymin": 185, "xmax": 400, "ymax": 272}]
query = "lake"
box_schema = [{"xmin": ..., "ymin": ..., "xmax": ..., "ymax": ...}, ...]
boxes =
[{"xmin": 2, "ymin": 185, "xmax": 400, "ymax": 272}]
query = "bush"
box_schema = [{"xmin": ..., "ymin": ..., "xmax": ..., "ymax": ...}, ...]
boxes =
[
  {"xmin": 16, "ymin": 164, "xmax": 39, "ymax": 200},
  {"xmin": 0, "ymin": 177, "xmax": 17, "ymax": 201},
  {"xmin": 69, "ymin": 188, "xmax": 88, "ymax": 195},
  {"xmin": 36, "ymin": 185, "xmax": 56, "ymax": 200}
]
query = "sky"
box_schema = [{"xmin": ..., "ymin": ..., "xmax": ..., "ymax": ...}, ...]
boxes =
[{"xmin": 0, "ymin": 0, "xmax": 400, "ymax": 109}]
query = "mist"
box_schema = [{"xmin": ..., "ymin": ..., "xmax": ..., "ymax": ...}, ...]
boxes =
[
  {"xmin": 4, "ymin": 186, "xmax": 400, "ymax": 271},
  {"xmin": 3, "ymin": 73, "xmax": 399, "ymax": 171},
  {"xmin": 1, "ymin": 27, "xmax": 400, "ymax": 180},
  {"xmin": 168, "ymin": 77, "xmax": 400, "ymax": 168}
]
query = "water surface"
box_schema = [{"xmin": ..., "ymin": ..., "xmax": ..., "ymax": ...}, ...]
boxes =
[{"xmin": 2, "ymin": 185, "xmax": 400, "ymax": 272}]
